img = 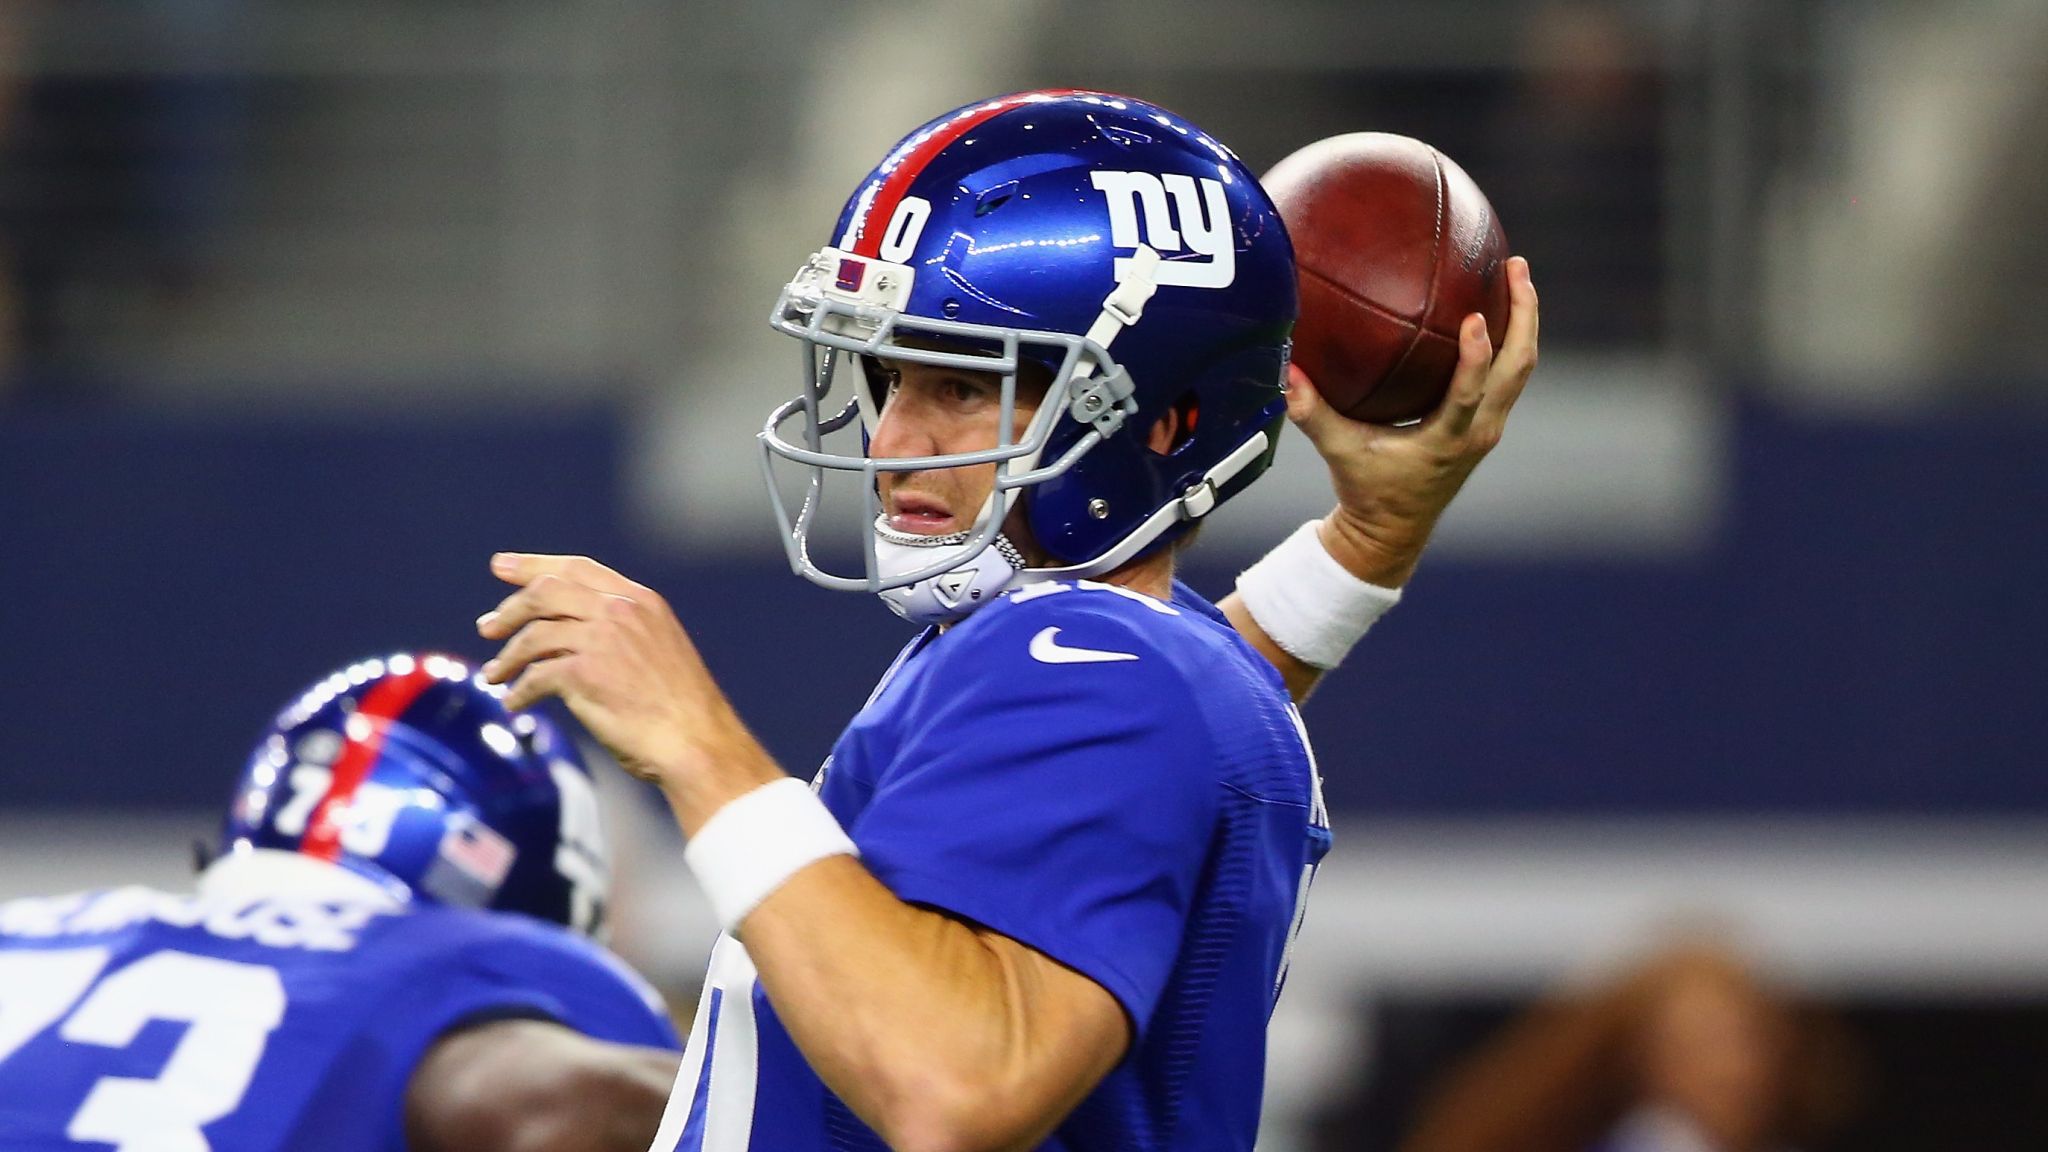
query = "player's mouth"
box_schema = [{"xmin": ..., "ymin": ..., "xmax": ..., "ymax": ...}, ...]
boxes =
[{"xmin": 885, "ymin": 491, "xmax": 958, "ymax": 535}]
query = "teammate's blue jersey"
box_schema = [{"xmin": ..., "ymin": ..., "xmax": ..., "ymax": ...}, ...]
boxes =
[
  {"xmin": 651, "ymin": 579, "xmax": 1329, "ymax": 1152},
  {"xmin": 0, "ymin": 862, "xmax": 679, "ymax": 1150}
]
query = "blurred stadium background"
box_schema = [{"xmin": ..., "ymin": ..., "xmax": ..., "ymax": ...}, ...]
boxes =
[{"xmin": 1, "ymin": 0, "xmax": 2043, "ymax": 1147}]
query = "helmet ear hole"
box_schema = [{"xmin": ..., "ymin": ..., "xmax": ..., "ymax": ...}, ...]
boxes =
[{"xmin": 1152, "ymin": 392, "xmax": 1201, "ymax": 456}]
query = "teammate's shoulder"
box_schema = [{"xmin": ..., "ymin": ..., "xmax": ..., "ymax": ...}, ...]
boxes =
[
  {"xmin": 3, "ymin": 883, "xmax": 394, "ymax": 954},
  {"xmin": 0, "ymin": 886, "xmax": 158, "ymax": 944},
  {"xmin": 388, "ymin": 904, "xmax": 667, "ymax": 1013},
  {"xmin": 383, "ymin": 901, "xmax": 604, "ymax": 965}
]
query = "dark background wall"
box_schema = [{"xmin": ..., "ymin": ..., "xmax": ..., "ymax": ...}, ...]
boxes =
[{"xmin": 5, "ymin": 395, "xmax": 2039, "ymax": 816}]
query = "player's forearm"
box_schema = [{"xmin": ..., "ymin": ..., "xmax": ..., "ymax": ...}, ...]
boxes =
[
  {"xmin": 736, "ymin": 857, "xmax": 1118, "ymax": 1152},
  {"xmin": 1220, "ymin": 591, "xmax": 1324, "ymax": 701},
  {"xmin": 406, "ymin": 1021, "xmax": 682, "ymax": 1152}
]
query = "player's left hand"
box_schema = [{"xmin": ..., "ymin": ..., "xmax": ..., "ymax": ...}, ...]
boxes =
[
  {"xmin": 1288, "ymin": 255, "xmax": 1539, "ymax": 588},
  {"xmin": 476, "ymin": 553, "xmax": 780, "ymax": 821}
]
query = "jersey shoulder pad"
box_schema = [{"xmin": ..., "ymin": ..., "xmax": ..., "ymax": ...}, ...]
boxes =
[
  {"xmin": 952, "ymin": 577, "xmax": 1265, "ymax": 694},
  {"xmin": 955, "ymin": 579, "xmax": 1199, "ymax": 669},
  {"xmin": 366, "ymin": 906, "xmax": 675, "ymax": 1043}
]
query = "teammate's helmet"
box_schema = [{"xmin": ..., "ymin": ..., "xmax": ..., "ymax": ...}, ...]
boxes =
[
  {"xmin": 218, "ymin": 653, "xmax": 609, "ymax": 936},
  {"xmin": 760, "ymin": 89, "xmax": 1296, "ymax": 623}
]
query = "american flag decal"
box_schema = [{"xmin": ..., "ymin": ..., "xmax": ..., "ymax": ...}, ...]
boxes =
[
  {"xmin": 835, "ymin": 257, "xmax": 866, "ymax": 293},
  {"xmin": 439, "ymin": 816, "xmax": 516, "ymax": 889}
]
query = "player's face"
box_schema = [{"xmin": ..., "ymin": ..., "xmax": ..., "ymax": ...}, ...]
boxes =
[{"xmin": 868, "ymin": 356, "xmax": 1049, "ymax": 540}]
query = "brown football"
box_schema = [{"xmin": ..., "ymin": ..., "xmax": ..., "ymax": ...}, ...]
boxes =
[{"xmin": 1264, "ymin": 133, "xmax": 1510, "ymax": 424}]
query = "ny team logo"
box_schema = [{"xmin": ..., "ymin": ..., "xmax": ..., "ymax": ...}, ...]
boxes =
[
  {"xmin": 1089, "ymin": 170, "xmax": 1236, "ymax": 289},
  {"xmin": 843, "ymin": 170, "xmax": 1238, "ymax": 291}
]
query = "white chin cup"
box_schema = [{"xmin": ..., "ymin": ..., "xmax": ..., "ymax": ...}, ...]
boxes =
[{"xmin": 873, "ymin": 520, "xmax": 1030, "ymax": 626}]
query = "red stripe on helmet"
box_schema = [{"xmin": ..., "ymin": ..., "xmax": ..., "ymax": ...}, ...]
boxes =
[
  {"xmin": 847, "ymin": 88, "xmax": 1090, "ymax": 258},
  {"xmin": 301, "ymin": 666, "xmax": 439, "ymax": 863}
]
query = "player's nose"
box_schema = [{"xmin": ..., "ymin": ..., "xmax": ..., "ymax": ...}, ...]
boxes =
[{"xmin": 868, "ymin": 388, "xmax": 940, "ymax": 461}]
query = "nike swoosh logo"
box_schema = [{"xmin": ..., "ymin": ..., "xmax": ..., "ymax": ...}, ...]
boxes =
[{"xmin": 1028, "ymin": 627, "xmax": 1139, "ymax": 665}]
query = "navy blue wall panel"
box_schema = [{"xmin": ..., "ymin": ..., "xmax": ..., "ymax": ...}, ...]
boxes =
[{"xmin": 1, "ymin": 399, "xmax": 2040, "ymax": 814}]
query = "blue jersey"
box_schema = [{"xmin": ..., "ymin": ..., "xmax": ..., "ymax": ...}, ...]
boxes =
[
  {"xmin": 0, "ymin": 869, "xmax": 679, "ymax": 1150},
  {"xmin": 652, "ymin": 579, "xmax": 1328, "ymax": 1152}
]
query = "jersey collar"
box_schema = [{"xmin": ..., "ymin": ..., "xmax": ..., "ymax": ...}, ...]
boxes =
[{"xmin": 197, "ymin": 848, "xmax": 407, "ymax": 910}]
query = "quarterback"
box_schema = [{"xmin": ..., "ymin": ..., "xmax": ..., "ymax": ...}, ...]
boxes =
[{"xmin": 481, "ymin": 89, "xmax": 1537, "ymax": 1152}]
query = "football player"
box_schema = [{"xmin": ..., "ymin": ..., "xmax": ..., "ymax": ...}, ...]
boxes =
[
  {"xmin": 480, "ymin": 88, "xmax": 1537, "ymax": 1152},
  {"xmin": 0, "ymin": 653, "xmax": 681, "ymax": 1150}
]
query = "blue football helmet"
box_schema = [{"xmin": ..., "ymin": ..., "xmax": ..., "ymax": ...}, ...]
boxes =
[
  {"xmin": 759, "ymin": 89, "xmax": 1297, "ymax": 624},
  {"xmin": 218, "ymin": 653, "xmax": 609, "ymax": 936}
]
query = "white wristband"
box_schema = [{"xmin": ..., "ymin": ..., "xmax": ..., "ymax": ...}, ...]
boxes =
[
  {"xmin": 1235, "ymin": 520, "xmax": 1404, "ymax": 670},
  {"xmin": 683, "ymin": 778, "xmax": 858, "ymax": 934}
]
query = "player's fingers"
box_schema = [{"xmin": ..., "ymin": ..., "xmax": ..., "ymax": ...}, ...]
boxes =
[
  {"xmin": 1283, "ymin": 361, "xmax": 1338, "ymax": 444},
  {"xmin": 490, "ymin": 552, "xmax": 640, "ymax": 596},
  {"xmin": 1284, "ymin": 361, "xmax": 1380, "ymax": 454},
  {"xmin": 1477, "ymin": 258, "xmax": 1540, "ymax": 424},
  {"xmin": 1424, "ymin": 313, "xmax": 1492, "ymax": 440},
  {"xmin": 1282, "ymin": 361, "xmax": 1323, "ymax": 426},
  {"xmin": 501, "ymin": 652, "xmax": 574, "ymax": 713},
  {"xmin": 1504, "ymin": 256, "xmax": 1538, "ymax": 358},
  {"xmin": 482, "ymin": 617, "xmax": 581, "ymax": 687},
  {"xmin": 478, "ymin": 572, "xmax": 607, "ymax": 640}
]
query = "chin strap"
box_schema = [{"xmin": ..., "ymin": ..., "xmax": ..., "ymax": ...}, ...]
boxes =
[
  {"xmin": 873, "ymin": 520, "xmax": 1033, "ymax": 625},
  {"xmin": 871, "ymin": 421, "xmax": 1271, "ymax": 626}
]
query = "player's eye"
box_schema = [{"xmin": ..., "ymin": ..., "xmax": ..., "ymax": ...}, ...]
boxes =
[{"xmin": 943, "ymin": 375, "xmax": 995, "ymax": 405}]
